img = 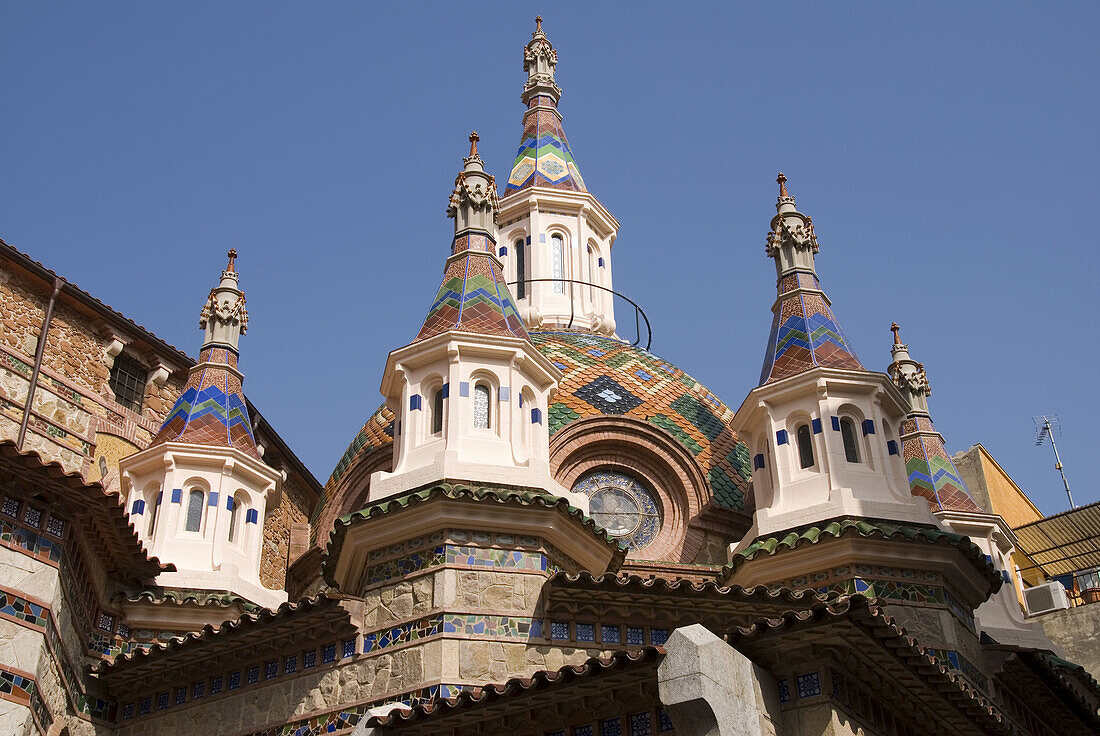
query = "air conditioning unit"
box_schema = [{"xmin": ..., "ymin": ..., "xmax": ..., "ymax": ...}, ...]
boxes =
[{"xmin": 1023, "ymin": 581, "xmax": 1071, "ymax": 616}]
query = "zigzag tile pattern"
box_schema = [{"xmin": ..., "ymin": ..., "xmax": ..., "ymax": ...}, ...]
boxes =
[
  {"xmin": 504, "ymin": 99, "xmax": 585, "ymax": 195},
  {"xmin": 760, "ymin": 287, "xmax": 863, "ymax": 384},
  {"xmin": 901, "ymin": 423, "xmax": 982, "ymax": 513},
  {"xmin": 149, "ymin": 347, "xmax": 260, "ymax": 460},
  {"xmin": 325, "ymin": 332, "xmax": 751, "ymax": 515},
  {"xmin": 415, "ymin": 253, "xmax": 527, "ymax": 342}
]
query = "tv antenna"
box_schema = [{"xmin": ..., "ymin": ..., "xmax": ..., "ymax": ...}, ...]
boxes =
[{"xmin": 1034, "ymin": 415, "xmax": 1074, "ymax": 509}]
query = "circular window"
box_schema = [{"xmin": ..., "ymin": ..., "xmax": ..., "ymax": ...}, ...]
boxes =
[{"xmin": 573, "ymin": 471, "xmax": 660, "ymax": 550}]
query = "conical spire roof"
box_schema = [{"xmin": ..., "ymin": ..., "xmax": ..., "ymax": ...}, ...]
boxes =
[
  {"xmin": 416, "ymin": 134, "xmax": 528, "ymax": 342},
  {"xmin": 759, "ymin": 174, "xmax": 863, "ymax": 384},
  {"xmin": 149, "ymin": 250, "xmax": 260, "ymax": 459},
  {"xmin": 888, "ymin": 324, "xmax": 983, "ymax": 514},
  {"xmin": 503, "ymin": 17, "xmax": 586, "ymax": 195}
]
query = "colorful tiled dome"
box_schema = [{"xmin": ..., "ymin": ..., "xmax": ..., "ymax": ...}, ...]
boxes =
[{"xmin": 322, "ymin": 331, "xmax": 751, "ymax": 525}]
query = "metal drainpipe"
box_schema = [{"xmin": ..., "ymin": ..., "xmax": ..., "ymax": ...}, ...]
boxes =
[{"xmin": 17, "ymin": 277, "xmax": 64, "ymax": 450}]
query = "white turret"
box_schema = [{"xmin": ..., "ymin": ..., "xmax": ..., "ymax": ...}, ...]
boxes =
[
  {"xmin": 498, "ymin": 17, "xmax": 620, "ymax": 336},
  {"xmin": 369, "ymin": 134, "xmax": 585, "ymax": 508},
  {"xmin": 120, "ymin": 251, "xmax": 285, "ymax": 609}
]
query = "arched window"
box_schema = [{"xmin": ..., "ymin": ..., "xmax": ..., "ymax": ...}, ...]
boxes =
[
  {"xmin": 514, "ymin": 238, "xmax": 526, "ymax": 299},
  {"xmin": 473, "ymin": 384, "xmax": 491, "ymax": 429},
  {"xmin": 147, "ymin": 490, "xmax": 160, "ymax": 537},
  {"xmin": 551, "ymin": 234, "xmax": 565, "ymax": 294},
  {"xmin": 432, "ymin": 388, "xmax": 444, "ymax": 435},
  {"xmin": 587, "ymin": 244, "xmax": 597, "ymax": 300},
  {"xmin": 840, "ymin": 418, "xmax": 861, "ymax": 463},
  {"xmin": 185, "ymin": 489, "xmax": 204, "ymax": 533},
  {"xmin": 228, "ymin": 493, "xmax": 246, "ymax": 543},
  {"xmin": 796, "ymin": 425, "xmax": 815, "ymax": 469}
]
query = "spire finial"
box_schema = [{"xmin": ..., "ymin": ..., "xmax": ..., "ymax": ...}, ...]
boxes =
[
  {"xmin": 777, "ymin": 172, "xmax": 789, "ymax": 198},
  {"xmin": 891, "ymin": 321, "xmax": 902, "ymax": 345},
  {"xmin": 469, "ymin": 131, "xmax": 479, "ymax": 158},
  {"xmin": 535, "ymin": 15, "xmax": 543, "ymax": 33},
  {"xmin": 226, "ymin": 248, "xmax": 237, "ymax": 272}
]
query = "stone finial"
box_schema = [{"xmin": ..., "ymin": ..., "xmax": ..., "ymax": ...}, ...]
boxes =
[
  {"xmin": 469, "ymin": 131, "xmax": 479, "ymax": 158},
  {"xmin": 226, "ymin": 248, "xmax": 237, "ymax": 272},
  {"xmin": 891, "ymin": 321, "xmax": 902, "ymax": 345},
  {"xmin": 777, "ymin": 172, "xmax": 788, "ymax": 199},
  {"xmin": 535, "ymin": 15, "xmax": 543, "ymax": 33}
]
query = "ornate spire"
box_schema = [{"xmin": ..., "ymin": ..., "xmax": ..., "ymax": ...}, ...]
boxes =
[
  {"xmin": 198, "ymin": 249, "xmax": 249, "ymax": 351},
  {"xmin": 416, "ymin": 137, "xmax": 527, "ymax": 342},
  {"xmin": 888, "ymin": 324, "xmax": 983, "ymax": 514},
  {"xmin": 758, "ymin": 174, "xmax": 862, "ymax": 384},
  {"xmin": 503, "ymin": 17, "xmax": 586, "ymax": 194},
  {"xmin": 447, "ymin": 132, "xmax": 500, "ymax": 252},
  {"xmin": 150, "ymin": 252, "xmax": 259, "ymax": 458}
]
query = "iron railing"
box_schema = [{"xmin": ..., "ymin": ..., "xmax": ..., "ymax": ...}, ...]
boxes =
[{"xmin": 505, "ymin": 277, "xmax": 652, "ymax": 350}]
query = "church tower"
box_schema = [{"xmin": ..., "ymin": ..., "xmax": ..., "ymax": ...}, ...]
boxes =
[
  {"xmin": 729, "ymin": 174, "xmax": 926, "ymax": 537},
  {"xmin": 368, "ymin": 133, "xmax": 583, "ymax": 506},
  {"xmin": 497, "ymin": 17, "xmax": 620, "ymax": 336},
  {"xmin": 889, "ymin": 323, "xmax": 1050, "ymax": 648},
  {"xmin": 119, "ymin": 251, "xmax": 285, "ymax": 609},
  {"xmin": 723, "ymin": 177, "xmax": 1003, "ymax": 690}
]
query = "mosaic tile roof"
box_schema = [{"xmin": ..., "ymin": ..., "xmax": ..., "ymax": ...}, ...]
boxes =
[
  {"xmin": 759, "ymin": 272, "xmax": 864, "ymax": 384},
  {"xmin": 415, "ymin": 252, "xmax": 528, "ymax": 342},
  {"xmin": 503, "ymin": 97, "xmax": 586, "ymax": 195},
  {"xmin": 149, "ymin": 346, "xmax": 261, "ymax": 460},
  {"xmin": 322, "ymin": 331, "xmax": 751, "ymax": 523},
  {"xmin": 723, "ymin": 516, "xmax": 1002, "ymax": 592},
  {"xmin": 323, "ymin": 482, "xmax": 628, "ymax": 586},
  {"xmin": 901, "ymin": 416, "xmax": 984, "ymax": 514}
]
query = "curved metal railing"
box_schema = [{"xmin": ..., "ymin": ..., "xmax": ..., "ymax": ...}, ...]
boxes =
[{"xmin": 505, "ymin": 277, "xmax": 652, "ymax": 350}]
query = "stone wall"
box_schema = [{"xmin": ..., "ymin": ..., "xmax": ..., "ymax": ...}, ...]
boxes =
[
  {"xmin": 1036, "ymin": 602, "xmax": 1100, "ymax": 680},
  {"xmin": 0, "ymin": 264, "xmax": 47, "ymax": 358},
  {"xmin": 0, "ymin": 544, "xmax": 114, "ymax": 736},
  {"xmin": 259, "ymin": 475, "xmax": 313, "ymax": 591}
]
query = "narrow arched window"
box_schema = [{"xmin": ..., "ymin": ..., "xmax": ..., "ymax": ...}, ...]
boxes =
[
  {"xmin": 147, "ymin": 492, "xmax": 160, "ymax": 537},
  {"xmin": 473, "ymin": 384, "xmax": 490, "ymax": 429},
  {"xmin": 551, "ymin": 234, "xmax": 565, "ymax": 294},
  {"xmin": 515, "ymin": 238, "xmax": 526, "ymax": 299},
  {"xmin": 840, "ymin": 418, "xmax": 861, "ymax": 463},
  {"xmin": 228, "ymin": 493, "xmax": 245, "ymax": 543},
  {"xmin": 432, "ymin": 389, "xmax": 444, "ymax": 434},
  {"xmin": 185, "ymin": 489, "xmax": 204, "ymax": 532},
  {"xmin": 587, "ymin": 244, "xmax": 596, "ymax": 300},
  {"xmin": 797, "ymin": 425, "xmax": 815, "ymax": 469},
  {"xmin": 227, "ymin": 497, "xmax": 239, "ymax": 543}
]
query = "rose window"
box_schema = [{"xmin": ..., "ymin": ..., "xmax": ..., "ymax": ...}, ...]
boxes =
[{"xmin": 572, "ymin": 471, "xmax": 661, "ymax": 550}]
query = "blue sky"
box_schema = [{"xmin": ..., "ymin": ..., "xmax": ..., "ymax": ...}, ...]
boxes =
[{"xmin": 2, "ymin": 3, "xmax": 1096, "ymax": 515}]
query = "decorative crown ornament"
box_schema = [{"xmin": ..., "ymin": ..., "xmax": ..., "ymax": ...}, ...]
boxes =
[
  {"xmin": 199, "ymin": 289, "xmax": 248, "ymax": 334},
  {"xmin": 448, "ymin": 133, "xmax": 500, "ymax": 219}
]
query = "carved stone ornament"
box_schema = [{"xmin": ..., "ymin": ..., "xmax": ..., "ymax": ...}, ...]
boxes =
[
  {"xmin": 447, "ymin": 171, "xmax": 500, "ymax": 218},
  {"xmin": 199, "ymin": 289, "xmax": 249, "ymax": 334},
  {"xmin": 890, "ymin": 362, "xmax": 931, "ymax": 397},
  {"xmin": 765, "ymin": 215, "xmax": 819, "ymax": 258},
  {"xmin": 524, "ymin": 39, "xmax": 557, "ymax": 72}
]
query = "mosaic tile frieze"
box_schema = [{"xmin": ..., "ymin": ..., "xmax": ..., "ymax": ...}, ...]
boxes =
[
  {"xmin": 0, "ymin": 666, "xmax": 52, "ymax": 730},
  {"xmin": 361, "ymin": 613, "xmax": 541, "ymax": 654},
  {"xmin": 769, "ymin": 564, "xmax": 976, "ymax": 632},
  {"xmin": 358, "ymin": 532, "xmax": 555, "ymax": 589},
  {"xmin": 0, "ymin": 589, "xmax": 48, "ymax": 629}
]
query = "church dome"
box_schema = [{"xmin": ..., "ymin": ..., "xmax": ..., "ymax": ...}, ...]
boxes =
[{"xmin": 321, "ymin": 330, "xmax": 751, "ymax": 525}]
